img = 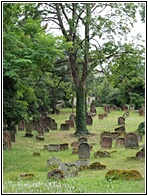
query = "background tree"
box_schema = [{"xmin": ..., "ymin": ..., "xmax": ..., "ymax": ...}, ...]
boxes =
[{"xmin": 39, "ymin": 2, "xmax": 145, "ymax": 136}]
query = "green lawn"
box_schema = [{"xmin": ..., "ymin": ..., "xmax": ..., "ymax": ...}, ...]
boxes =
[{"xmin": 3, "ymin": 107, "xmax": 145, "ymax": 193}]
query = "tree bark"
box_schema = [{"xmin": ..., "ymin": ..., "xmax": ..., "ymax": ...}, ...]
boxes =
[{"xmin": 74, "ymin": 82, "xmax": 89, "ymax": 136}]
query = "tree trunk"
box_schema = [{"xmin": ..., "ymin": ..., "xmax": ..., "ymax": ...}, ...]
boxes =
[{"xmin": 74, "ymin": 82, "xmax": 89, "ymax": 136}]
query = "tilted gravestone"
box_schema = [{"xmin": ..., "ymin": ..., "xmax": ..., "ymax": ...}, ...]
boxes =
[
  {"xmin": 47, "ymin": 157, "xmax": 61, "ymax": 167},
  {"xmin": 18, "ymin": 120, "xmax": 25, "ymax": 131},
  {"xmin": 98, "ymin": 114, "xmax": 104, "ymax": 120},
  {"xmin": 114, "ymin": 126, "xmax": 126, "ymax": 137},
  {"xmin": 74, "ymin": 159, "xmax": 90, "ymax": 170},
  {"xmin": 47, "ymin": 169, "xmax": 64, "ymax": 180},
  {"xmin": 116, "ymin": 138, "xmax": 125, "ymax": 147},
  {"xmin": 78, "ymin": 143, "xmax": 90, "ymax": 159},
  {"xmin": 60, "ymin": 123, "xmax": 69, "ymax": 130},
  {"xmin": 118, "ymin": 117, "xmax": 125, "ymax": 125},
  {"xmin": 86, "ymin": 115, "xmax": 93, "ymax": 125},
  {"xmin": 65, "ymin": 120, "xmax": 74, "ymax": 127},
  {"xmin": 58, "ymin": 163, "xmax": 78, "ymax": 178},
  {"xmin": 101, "ymin": 136, "xmax": 112, "ymax": 149},
  {"xmin": 100, "ymin": 131, "xmax": 110, "ymax": 144},
  {"xmin": 125, "ymin": 133, "xmax": 139, "ymax": 149},
  {"xmin": 3, "ymin": 131, "xmax": 11, "ymax": 150}
]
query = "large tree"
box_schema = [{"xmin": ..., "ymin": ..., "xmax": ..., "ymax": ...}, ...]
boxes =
[{"xmin": 39, "ymin": 3, "xmax": 144, "ymax": 136}]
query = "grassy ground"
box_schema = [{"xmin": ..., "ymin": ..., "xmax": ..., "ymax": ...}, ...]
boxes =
[{"xmin": 3, "ymin": 107, "xmax": 145, "ymax": 194}]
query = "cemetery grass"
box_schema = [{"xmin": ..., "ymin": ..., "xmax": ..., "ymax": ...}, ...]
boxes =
[{"xmin": 3, "ymin": 107, "xmax": 146, "ymax": 194}]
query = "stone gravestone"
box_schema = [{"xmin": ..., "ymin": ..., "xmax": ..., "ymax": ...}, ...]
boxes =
[
  {"xmin": 116, "ymin": 138, "xmax": 125, "ymax": 147},
  {"xmin": 18, "ymin": 120, "xmax": 25, "ymax": 131},
  {"xmin": 100, "ymin": 132, "xmax": 110, "ymax": 144},
  {"xmin": 60, "ymin": 143, "xmax": 69, "ymax": 150},
  {"xmin": 110, "ymin": 132, "xmax": 120, "ymax": 140},
  {"xmin": 111, "ymin": 105, "xmax": 117, "ymax": 111},
  {"xmin": 44, "ymin": 117, "xmax": 53, "ymax": 127},
  {"xmin": 86, "ymin": 115, "xmax": 93, "ymax": 125},
  {"xmin": 48, "ymin": 144, "xmax": 61, "ymax": 151},
  {"xmin": 74, "ymin": 159, "xmax": 90, "ymax": 170},
  {"xmin": 90, "ymin": 107, "xmax": 97, "ymax": 116},
  {"xmin": 47, "ymin": 169, "xmax": 64, "ymax": 180},
  {"xmin": 98, "ymin": 114, "xmax": 104, "ymax": 120},
  {"xmin": 25, "ymin": 122, "xmax": 33, "ymax": 137},
  {"xmin": 69, "ymin": 114, "xmax": 75, "ymax": 122},
  {"xmin": 139, "ymin": 108, "xmax": 145, "ymax": 116},
  {"xmin": 47, "ymin": 157, "xmax": 61, "ymax": 167},
  {"xmin": 122, "ymin": 104, "xmax": 128, "ymax": 111},
  {"xmin": 125, "ymin": 133, "xmax": 139, "ymax": 149},
  {"xmin": 10, "ymin": 131, "xmax": 15, "ymax": 142},
  {"xmin": 78, "ymin": 143, "xmax": 90, "ymax": 159},
  {"xmin": 118, "ymin": 117, "xmax": 125, "ymax": 125},
  {"xmin": 115, "ymin": 126, "xmax": 125, "ymax": 132},
  {"xmin": 104, "ymin": 105, "xmax": 110, "ymax": 113},
  {"xmin": 36, "ymin": 124, "xmax": 44, "ymax": 136},
  {"xmin": 65, "ymin": 120, "xmax": 74, "ymax": 128},
  {"xmin": 49, "ymin": 122, "xmax": 57, "ymax": 130},
  {"xmin": 78, "ymin": 137, "xmax": 87, "ymax": 144},
  {"xmin": 136, "ymin": 147, "xmax": 145, "ymax": 159},
  {"xmin": 129, "ymin": 104, "xmax": 135, "ymax": 111},
  {"xmin": 59, "ymin": 163, "xmax": 78, "ymax": 178},
  {"xmin": 3, "ymin": 131, "xmax": 11, "ymax": 150},
  {"xmin": 101, "ymin": 136, "xmax": 112, "ymax": 149},
  {"xmin": 60, "ymin": 123, "xmax": 69, "ymax": 130}
]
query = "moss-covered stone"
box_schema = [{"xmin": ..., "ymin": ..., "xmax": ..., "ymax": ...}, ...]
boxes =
[
  {"xmin": 90, "ymin": 162, "xmax": 106, "ymax": 170},
  {"xmin": 105, "ymin": 169, "xmax": 142, "ymax": 181}
]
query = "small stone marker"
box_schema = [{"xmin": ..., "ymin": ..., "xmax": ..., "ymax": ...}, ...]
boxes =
[
  {"xmin": 60, "ymin": 123, "xmax": 69, "ymax": 130},
  {"xmin": 115, "ymin": 126, "xmax": 125, "ymax": 132},
  {"xmin": 74, "ymin": 159, "xmax": 90, "ymax": 170},
  {"xmin": 49, "ymin": 122, "xmax": 57, "ymax": 130},
  {"xmin": 47, "ymin": 169, "xmax": 64, "ymax": 180},
  {"xmin": 69, "ymin": 113, "xmax": 75, "ymax": 122},
  {"xmin": 139, "ymin": 108, "xmax": 145, "ymax": 116},
  {"xmin": 136, "ymin": 147, "xmax": 145, "ymax": 159},
  {"xmin": 122, "ymin": 104, "xmax": 128, "ymax": 111},
  {"xmin": 90, "ymin": 162, "xmax": 106, "ymax": 170},
  {"xmin": 125, "ymin": 133, "xmax": 139, "ymax": 149},
  {"xmin": 98, "ymin": 114, "xmax": 104, "ymax": 120},
  {"xmin": 116, "ymin": 138, "xmax": 125, "ymax": 147},
  {"xmin": 100, "ymin": 131, "xmax": 110, "ymax": 144},
  {"xmin": 101, "ymin": 136, "xmax": 112, "ymax": 149},
  {"xmin": 118, "ymin": 117, "xmax": 125, "ymax": 125},
  {"xmin": 60, "ymin": 143, "xmax": 69, "ymax": 150},
  {"xmin": 48, "ymin": 144, "xmax": 61, "ymax": 151},
  {"xmin": 104, "ymin": 105, "xmax": 110, "ymax": 113},
  {"xmin": 78, "ymin": 142, "xmax": 90, "ymax": 159},
  {"xmin": 110, "ymin": 132, "xmax": 119, "ymax": 140}
]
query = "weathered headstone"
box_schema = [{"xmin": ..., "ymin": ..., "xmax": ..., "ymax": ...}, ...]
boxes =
[
  {"xmin": 123, "ymin": 111, "xmax": 130, "ymax": 118},
  {"xmin": 49, "ymin": 122, "xmax": 57, "ymax": 130},
  {"xmin": 116, "ymin": 138, "xmax": 125, "ymax": 147},
  {"xmin": 98, "ymin": 114, "xmax": 104, "ymax": 120},
  {"xmin": 136, "ymin": 147, "xmax": 145, "ymax": 159},
  {"xmin": 60, "ymin": 143, "xmax": 69, "ymax": 150},
  {"xmin": 125, "ymin": 133, "xmax": 139, "ymax": 149},
  {"xmin": 78, "ymin": 143, "xmax": 90, "ymax": 159},
  {"xmin": 115, "ymin": 126, "xmax": 126, "ymax": 132},
  {"xmin": 86, "ymin": 115, "xmax": 93, "ymax": 125},
  {"xmin": 100, "ymin": 131, "xmax": 110, "ymax": 144},
  {"xmin": 36, "ymin": 124, "xmax": 44, "ymax": 135},
  {"xmin": 90, "ymin": 162, "xmax": 106, "ymax": 170},
  {"xmin": 3, "ymin": 131, "xmax": 11, "ymax": 150},
  {"xmin": 60, "ymin": 123, "xmax": 69, "ymax": 130},
  {"xmin": 69, "ymin": 113, "xmax": 75, "ymax": 122},
  {"xmin": 129, "ymin": 104, "xmax": 135, "ymax": 111},
  {"xmin": 110, "ymin": 132, "xmax": 120, "ymax": 140},
  {"xmin": 118, "ymin": 117, "xmax": 125, "ymax": 125},
  {"xmin": 90, "ymin": 107, "xmax": 97, "ymax": 116},
  {"xmin": 104, "ymin": 105, "xmax": 110, "ymax": 113},
  {"xmin": 44, "ymin": 117, "xmax": 53, "ymax": 127},
  {"xmin": 74, "ymin": 159, "xmax": 90, "ymax": 170},
  {"xmin": 139, "ymin": 108, "xmax": 145, "ymax": 116},
  {"xmin": 65, "ymin": 120, "xmax": 74, "ymax": 127},
  {"xmin": 47, "ymin": 157, "xmax": 61, "ymax": 167},
  {"xmin": 111, "ymin": 105, "xmax": 117, "ymax": 111},
  {"xmin": 18, "ymin": 120, "xmax": 25, "ymax": 131},
  {"xmin": 59, "ymin": 163, "xmax": 78, "ymax": 178},
  {"xmin": 47, "ymin": 169, "xmax": 64, "ymax": 180},
  {"xmin": 122, "ymin": 104, "xmax": 128, "ymax": 111},
  {"xmin": 48, "ymin": 144, "xmax": 61, "ymax": 151},
  {"xmin": 101, "ymin": 136, "xmax": 112, "ymax": 149}
]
